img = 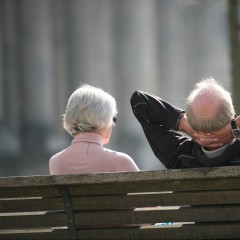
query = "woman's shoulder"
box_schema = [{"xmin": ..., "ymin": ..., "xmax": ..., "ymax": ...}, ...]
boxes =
[
  {"xmin": 103, "ymin": 148, "xmax": 139, "ymax": 171},
  {"xmin": 103, "ymin": 147, "xmax": 132, "ymax": 159}
]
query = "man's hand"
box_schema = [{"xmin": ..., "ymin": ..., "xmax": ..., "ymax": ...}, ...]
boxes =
[
  {"xmin": 178, "ymin": 113, "xmax": 237, "ymax": 149},
  {"xmin": 193, "ymin": 125, "xmax": 232, "ymax": 149},
  {"xmin": 194, "ymin": 115, "xmax": 240, "ymax": 148}
]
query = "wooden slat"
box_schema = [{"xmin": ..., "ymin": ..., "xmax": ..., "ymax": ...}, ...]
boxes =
[
  {"xmin": 66, "ymin": 178, "xmax": 240, "ymax": 195},
  {"xmin": 2, "ymin": 189, "xmax": 240, "ymax": 214},
  {"xmin": 0, "ymin": 179, "xmax": 239, "ymax": 198},
  {"xmin": 0, "ymin": 197, "xmax": 64, "ymax": 213},
  {"xmin": 0, "ymin": 228, "xmax": 70, "ymax": 240},
  {"xmin": 76, "ymin": 222, "xmax": 240, "ymax": 240},
  {"xmin": 0, "ymin": 211, "xmax": 67, "ymax": 229},
  {"xmin": 0, "ymin": 186, "xmax": 61, "ymax": 198},
  {"xmin": 74, "ymin": 205, "xmax": 240, "ymax": 227},
  {"xmin": 0, "ymin": 166, "xmax": 239, "ymax": 188},
  {"xmin": 1, "ymin": 190, "xmax": 240, "ymax": 213},
  {"xmin": 70, "ymin": 190, "xmax": 240, "ymax": 210}
]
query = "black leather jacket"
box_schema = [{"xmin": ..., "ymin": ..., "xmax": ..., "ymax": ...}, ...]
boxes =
[{"xmin": 131, "ymin": 90, "xmax": 240, "ymax": 169}]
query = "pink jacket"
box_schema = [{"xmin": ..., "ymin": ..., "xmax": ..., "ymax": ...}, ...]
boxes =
[{"xmin": 49, "ymin": 132, "xmax": 139, "ymax": 175}]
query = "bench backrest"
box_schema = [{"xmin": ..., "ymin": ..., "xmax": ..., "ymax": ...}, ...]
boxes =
[{"xmin": 0, "ymin": 166, "xmax": 240, "ymax": 239}]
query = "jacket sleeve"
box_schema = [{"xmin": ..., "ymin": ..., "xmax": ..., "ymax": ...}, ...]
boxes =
[{"xmin": 130, "ymin": 90, "xmax": 192, "ymax": 168}]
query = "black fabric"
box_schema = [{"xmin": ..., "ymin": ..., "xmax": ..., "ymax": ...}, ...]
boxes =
[{"xmin": 130, "ymin": 90, "xmax": 240, "ymax": 169}]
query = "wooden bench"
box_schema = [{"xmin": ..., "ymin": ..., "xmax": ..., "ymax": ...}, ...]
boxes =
[{"xmin": 0, "ymin": 166, "xmax": 240, "ymax": 239}]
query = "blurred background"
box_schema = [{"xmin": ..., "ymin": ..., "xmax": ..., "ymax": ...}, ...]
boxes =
[{"xmin": 0, "ymin": 0, "xmax": 239, "ymax": 176}]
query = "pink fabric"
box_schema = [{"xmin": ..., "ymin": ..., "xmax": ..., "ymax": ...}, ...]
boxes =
[{"xmin": 49, "ymin": 132, "xmax": 139, "ymax": 175}]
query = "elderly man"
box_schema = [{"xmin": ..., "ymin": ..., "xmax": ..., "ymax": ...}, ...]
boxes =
[{"xmin": 131, "ymin": 78, "xmax": 240, "ymax": 168}]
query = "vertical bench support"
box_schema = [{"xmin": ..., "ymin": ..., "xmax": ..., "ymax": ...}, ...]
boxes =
[{"xmin": 60, "ymin": 186, "xmax": 79, "ymax": 240}]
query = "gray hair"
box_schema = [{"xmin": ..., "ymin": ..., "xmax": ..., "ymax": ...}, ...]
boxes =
[
  {"xmin": 185, "ymin": 77, "xmax": 235, "ymax": 132},
  {"xmin": 63, "ymin": 84, "xmax": 118, "ymax": 136}
]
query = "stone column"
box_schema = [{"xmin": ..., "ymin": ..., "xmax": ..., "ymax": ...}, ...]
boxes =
[
  {"xmin": 20, "ymin": 0, "xmax": 56, "ymax": 163},
  {"xmin": 0, "ymin": 0, "xmax": 22, "ymax": 175},
  {"xmin": 44, "ymin": 0, "xmax": 71, "ymax": 155},
  {"xmin": 68, "ymin": 0, "xmax": 116, "ymax": 92},
  {"xmin": 113, "ymin": 0, "xmax": 162, "ymax": 170}
]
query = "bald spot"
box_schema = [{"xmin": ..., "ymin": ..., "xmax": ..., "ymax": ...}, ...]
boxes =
[{"xmin": 190, "ymin": 91, "xmax": 221, "ymax": 120}]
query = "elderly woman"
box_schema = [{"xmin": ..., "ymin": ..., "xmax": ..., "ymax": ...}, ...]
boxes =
[{"xmin": 49, "ymin": 84, "xmax": 139, "ymax": 174}]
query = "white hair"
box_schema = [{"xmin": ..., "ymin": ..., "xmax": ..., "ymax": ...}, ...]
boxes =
[
  {"xmin": 185, "ymin": 77, "xmax": 235, "ymax": 132},
  {"xmin": 63, "ymin": 84, "xmax": 118, "ymax": 136}
]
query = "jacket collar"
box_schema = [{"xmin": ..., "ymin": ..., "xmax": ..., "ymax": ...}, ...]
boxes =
[
  {"xmin": 193, "ymin": 140, "xmax": 240, "ymax": 167},
  {"xmin": 72, "ymin": 132, "xmax": 104, "ymax": 146}
]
